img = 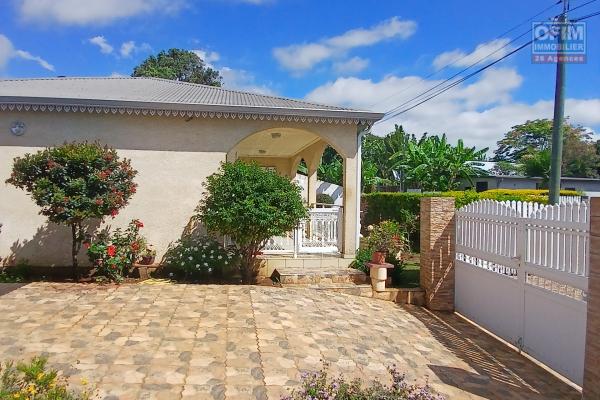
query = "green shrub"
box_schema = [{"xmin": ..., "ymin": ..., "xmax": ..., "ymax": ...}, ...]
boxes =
[
  {"xmin": 197, "ymin": 161, "xmax": 307, "ymax": 283},
  {"xmin": 0, "ymin": 261, "xmax": 29, "ymax": 283},
  {"xmin": 164, "ymin": 235, "xmax": 240, "ymax": 279},
  {"xmin": 362, "ymin": 189, "xmax": 581, "ymax": 249},
  {"xmin": 316, "ymin": 193, "xmax": 334, "ymax": 206},
  {"xmin": 0, "ymin": 357, "xmax": 92, "ymax": 399},
  {"xmin": 350, "ymin": 247, "xmax": 373, "ymax": 273}
]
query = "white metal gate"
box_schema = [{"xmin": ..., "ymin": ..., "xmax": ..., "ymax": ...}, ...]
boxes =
[{"xmin": 455, "ymin": 199, "xmax": 589, "ymax": 385}]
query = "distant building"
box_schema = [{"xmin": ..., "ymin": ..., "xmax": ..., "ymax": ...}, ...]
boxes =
[{"xmin": 461, "ymin": 175, "xmax": 600, "ymax": 196}]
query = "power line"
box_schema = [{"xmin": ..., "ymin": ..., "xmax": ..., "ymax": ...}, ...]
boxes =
[
  {"xmin": 378, "ymin": 6, "xmax": 600, "ymax": 124},
  {"xmin": 367, "ymin": 0, "xmax": 562, "ymax": 109},
  {"xmin": 569, "ymin": 0, "xmax": 598, "ymax": 13},
  {"xmin": 380, "ymin": 28, "xmax": 532, "ymax": 118},
  {"xmin": 378, "ymin": 40, "xmax": 535, "ymax": 123},
  {"xmin": 572, "ymin": 9, "xmax": 600, "ymax": 20}
]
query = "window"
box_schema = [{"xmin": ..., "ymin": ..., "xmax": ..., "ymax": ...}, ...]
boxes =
[{"xmin": 475, "ymin": 181, "xmax": 488, "ymax": 192}]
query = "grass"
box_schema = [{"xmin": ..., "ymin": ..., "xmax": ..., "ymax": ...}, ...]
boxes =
[{"xmin": 396, "ymin": 261, "xmax": 420, "ymax": 288}]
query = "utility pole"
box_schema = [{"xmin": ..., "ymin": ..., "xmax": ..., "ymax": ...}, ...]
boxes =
[{"xmin": 548, "ymin": 0, "xmax": 569, "ymax": 204}]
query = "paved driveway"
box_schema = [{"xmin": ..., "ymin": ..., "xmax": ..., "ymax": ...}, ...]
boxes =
[{"xmin": 0, "ymin": 283, "xmax": 579, "ymax": 399}]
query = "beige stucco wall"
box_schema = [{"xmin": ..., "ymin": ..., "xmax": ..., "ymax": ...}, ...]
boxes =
[{"xmin": 0, "ymin": 111, "xmax": 359, "ymax": 266}]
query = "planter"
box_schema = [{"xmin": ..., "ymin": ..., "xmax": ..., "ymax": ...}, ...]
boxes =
[
  {"xmin": 371, "ymin": 251, "xmax": 386, "ymax": 265},
  {"xmin": 139, "ymin": 255, "xmax": 155, "ymax": 265}
]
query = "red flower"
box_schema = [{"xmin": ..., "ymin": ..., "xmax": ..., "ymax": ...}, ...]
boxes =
[
  {"xmin": 83, "ymin": 242, "xmax": 90, "ymax": 249},
  {"xmin": 133, "ymin": 220, "xmax": 144, "ymax": 228},
  {"xmin": 95, "ymin": 198, "xmax": 104, "ymax": 205},
  {"xmin": 107, "ymin": 245, "xmax": 116, "ymax": 257},
  {"xmin": 110, "ymin": 209, "xmax": 119, "ymax": 218},
  {"xmin": 131, "ymin": 242, "xmax": 140, "ymax": 251}
]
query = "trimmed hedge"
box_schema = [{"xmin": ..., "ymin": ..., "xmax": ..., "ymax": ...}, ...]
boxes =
[{"xmin": 362, "ymin": 189, "xmax": 580, "ymax": 249}]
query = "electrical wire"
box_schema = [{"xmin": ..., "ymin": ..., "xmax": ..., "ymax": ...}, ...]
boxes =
[
  {"xmin": 369, "ymin": 0, "xmax": 564, "ymax": 112},
  {"xmin": 377, "ymin": 5, "xmax": 600, "ymax": 123}
]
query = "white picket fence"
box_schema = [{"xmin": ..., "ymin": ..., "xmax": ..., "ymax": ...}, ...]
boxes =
[{"xmin": 455, "ymin": 199, "xmax": 589, "ymax": 385}]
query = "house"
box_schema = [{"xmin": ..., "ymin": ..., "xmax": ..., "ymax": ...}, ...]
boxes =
[
  {"xmin": 0, "ymin": 77, "xmax": 383, "ymax": 269},
  {"xmin": 461, "ymin": 175, "xmax": 600, "ymax": 195}
]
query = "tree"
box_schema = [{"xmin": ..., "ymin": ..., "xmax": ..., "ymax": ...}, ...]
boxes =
[
  {"xmin": 6, "ymin": 142, "xmax": 137, "ymax": 279},
  {"xmin": 132, "ymin": 48, "xmax": 222, "ymax": 86},
  {"xmin": 197, "ymin": 161, "xmax": 307, "ymax": 283},
  {"xmin": 393, "ymin": 134, "xmax": 488, "ymax": 191},
  {"xmin": 520, "ymin": 149, "xmax": 551, "ymax": 188},
  {"xmin": 490, "ymin": 160, "xmax": 519, "ymax": 176},
  {"xmin": 493, "ymin": 119, "xmax": 599, "ymax": 178},
  {"xmin": 362, "ymin": 125, "xmax": 415, "ymax": 184}
]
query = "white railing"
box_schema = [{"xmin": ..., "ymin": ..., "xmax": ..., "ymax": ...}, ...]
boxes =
[
  {"xmin": 263, "ymin": 207, "xmax": 343, "ymax": 255},
  {"xmin": 455, "ymin": 199, "xmax": 589, "ymax": 291}
]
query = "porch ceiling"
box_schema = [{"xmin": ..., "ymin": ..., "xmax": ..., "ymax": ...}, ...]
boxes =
[{"xmin": 233, "ymin": 129, "xmax": 320, "ymax": 158}]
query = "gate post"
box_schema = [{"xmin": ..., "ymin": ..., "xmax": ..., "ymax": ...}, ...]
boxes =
[
  {"xmin": 420, "ymin": 197, "xmax": 455, "ymax": 311},
  {"xmin": 583, "ymin": 198, "xmax": 600, "ymax": 398}
]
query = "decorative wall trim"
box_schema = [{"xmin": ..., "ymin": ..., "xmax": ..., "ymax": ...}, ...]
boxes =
[{"xmin": 0, "ymin": 103, "xmax": 375, "ymax": 127}]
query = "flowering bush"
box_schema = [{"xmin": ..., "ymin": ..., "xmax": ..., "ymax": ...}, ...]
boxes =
[
  {"xmin": 282, "ymin": 363, "xmax": 445, "ymax": 400},
  {"xmin": 366, "ymin": 220, "xmax": 409, "ymax": 256},
  {"xmin": 86, "ymin": 219, "xmax": 146, "ymax": 282},
  {"xmin": 164, "ymin": 235, "xmax": 239, "ymax": 279},
  {"xmin": 6, "ymin": 142, "xmax": 137, "ymax": 280},
  {"xmin": 0, "ymin": 356, "xmax": 92, "ymax": 399}
]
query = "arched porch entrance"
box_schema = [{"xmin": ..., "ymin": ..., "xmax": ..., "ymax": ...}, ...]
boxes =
[{"xmin": 227, "ymin": 126, "xmax": 360, "ymax": 259}]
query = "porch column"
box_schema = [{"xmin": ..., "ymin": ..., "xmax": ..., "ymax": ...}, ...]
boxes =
[
  {"xmin": 342, "ymin": 155, "xmax": 359, "ymax": 257},
  {"xmin": 307, "ymin": 166, "xmax": 318, "ymax": 206}
]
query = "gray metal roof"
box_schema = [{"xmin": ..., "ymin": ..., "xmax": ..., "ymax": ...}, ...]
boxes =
[{"xmin": 0, "ymin": 77, "xmax": 383, "ymax": 122}]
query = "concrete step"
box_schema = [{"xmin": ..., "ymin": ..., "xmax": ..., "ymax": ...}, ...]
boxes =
[{"xmin": 271, "ymin": 266, "xmax": 367, "ymax": 285}]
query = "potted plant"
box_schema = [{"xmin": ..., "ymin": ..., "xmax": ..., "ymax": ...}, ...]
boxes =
[
  {"xmin": 366, "ymin": 221, "xmax": 405, "ymax": 264},
  {"xmin": 139, "ymin": 244, "xmax": 156, "ymax": 265}
]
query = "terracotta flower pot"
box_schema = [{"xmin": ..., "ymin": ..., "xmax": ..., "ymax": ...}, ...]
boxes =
[
  {"xmin": 139, "ymin": 255, "xmax": 155, "ymax": 265},
  {"xmin": 371, "ymin": 251, "xmax": 386, "ymax": 264}
]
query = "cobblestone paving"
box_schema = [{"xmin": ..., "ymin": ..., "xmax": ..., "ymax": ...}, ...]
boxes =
[{"xmin": 0, "ymin": 283, "xmax": 580, "ymax": 399}]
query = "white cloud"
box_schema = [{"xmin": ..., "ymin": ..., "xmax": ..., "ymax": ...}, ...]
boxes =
[
  {"xmin": 192, "ymin": 49, "xmax": 221, "ymax": 67},
  {"xmin": 273, "ymin": 17, "xmax": 416, "ymax": 73},
  {"xmin": 16, "ymin": 0, "xmax": 186, "ymax": 25},
  {"xmin": 305, "ymin": 68, "xmax": 600, "ymax": 152},
  {"xmin": 89, "ymin": 36, "xmax": 113, "ymax": 54},
  {"xmin": 120, "ymin": 41, "xmax": 136, "ymax": 57},
  {"xmin": 220, "ymin": 67, "xmax": 275, "ymax": 95},
  {"xmin": 0, "ymin": 34, "xmax": 54, "ymax": 71},
  {"xmin": 120, "ymin": 41, "xmax": 152, "ymax": 57},
  {"xmin": 433, "ymin": 38, "xmax": 513, "ymax": 70},
  {"xmin": 333, "ymin": 56, "xmax": 370, "ymax": 75}
]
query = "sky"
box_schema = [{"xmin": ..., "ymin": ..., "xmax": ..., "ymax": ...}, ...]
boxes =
[{"xmin": 1, "ymin": 0, "xmax": 599, "ymax": 152}]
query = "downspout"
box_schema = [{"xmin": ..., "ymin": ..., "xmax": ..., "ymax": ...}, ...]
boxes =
[{"xmin": 356, "ymin": 124, "xmax": 367, "ymax": 252}]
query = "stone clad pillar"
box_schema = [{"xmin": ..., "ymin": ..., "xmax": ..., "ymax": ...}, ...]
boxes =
[
  {"xmin": 420, "ymin": 197, "xmax": 455, "ymax": 311},
  {"xmin": 583, "ymin": 198, "xmax": 600, "ymax": 398}
]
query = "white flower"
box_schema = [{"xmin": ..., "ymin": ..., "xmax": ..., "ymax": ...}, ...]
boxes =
[
  {"xmin": 180, "ymin": 262, "xmax": 184, "ymax": 266},
  {"xmin": 217, "ymin": 255, "xmax": 222, "ymax": 260},
  {"xmin": 204, "ymin": 262, "xmax": 208, "ymax": 266},
  {"xmin": 208, "ymin": 267, "xmax": 212, "ymax": 272},
  {"xmin": 188, "ymin": 256, "xmax": 193, "ymax": 261},
  {"xmin": 196, "ymin": 264, "xmax": 200, "ymax": 267}
]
